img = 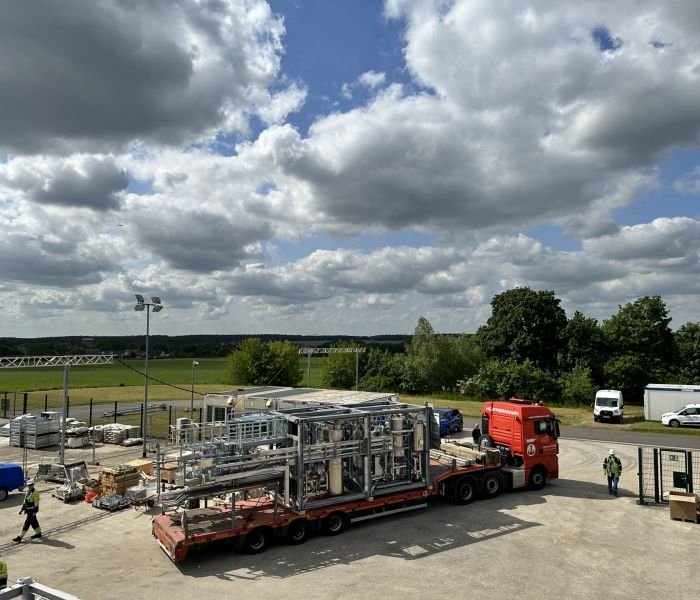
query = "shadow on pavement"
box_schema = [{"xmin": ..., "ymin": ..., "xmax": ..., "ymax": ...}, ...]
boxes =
[{"xmin": 177, "ymin": 490, "xmax": 546, "ymax": 580}]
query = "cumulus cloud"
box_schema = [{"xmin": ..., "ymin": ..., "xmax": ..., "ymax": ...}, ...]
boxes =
[
  {"xmin": 248, "ymin": 0, "xmax": 700, "ymax": 239},
  {"xmin": 2, "ymin": 0, "xmax": 700, "ymax": 336},
  {"xmin": 0, "ymin": 0, "xmax": 291, "ymax": 153},
  {"xmin": 0, "ymin": 155, "xmax": 127, "ymax": 210}
]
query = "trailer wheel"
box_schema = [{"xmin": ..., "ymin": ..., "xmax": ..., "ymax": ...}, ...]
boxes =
[
  {"xmin": 528, "ymin": 466, "xmax": 547, "ymax": 491},
  {"xmin": 0, "ymin": 487, "xmax": 7, "ymax": 502},
  {"xmin": 481, "ymin": 472, "xmax": 502, "ymax": 499},
  {"xmin": 243, "ymin": 528, "xmax": 270, "ymax": 554},
  {"xmin": 323, "ymin": 512, "xmax": 346, "ymax": 536},
  {"xmin": 453, "ymin": 477, "xmax": 478, "ymax": 504},
  {"xmin": 286, "ymin": 519, "xmax": 310, "ymax": 545}
]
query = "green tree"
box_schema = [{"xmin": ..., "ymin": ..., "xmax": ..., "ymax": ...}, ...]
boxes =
[
  {"xmin": 475, "ymin": 287, "xmax": 567, "ymax": 372},
  {"xmin": 361, "ymin": 347, "xmax": 404, "ymax": 392},
  {"xmin": 459, "ymin": 359, "xmax": 561, "ymax": 402},
  {"xmin": 673, "ymin": 322, "xmax": 700, "ymax": 383},
  {"xmin": 601, "ymin": 296, "xmax": 674, "ymax": 400},
  {"xmin": 226, "ymin": 338, "xmax": 301, "ymax": 386},
  {"xmin": 400, "ymin": 317, "xmax": 482, "ymax": 393},
  {"xmin": 559, "ymin": 364, "xmax": 597, "ymax": 405},
  {"xmin": 560, "ymin": 311, "xmax": 607, "ymax": 385},
  {"xmin": 321, "ymin": 341, "xmax": 363, "ymax": 389}
]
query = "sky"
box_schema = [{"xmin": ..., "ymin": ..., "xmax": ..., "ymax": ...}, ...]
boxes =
[{"xmin": 1, "ymin": 0, "xmax": 700, "ymax": 339}]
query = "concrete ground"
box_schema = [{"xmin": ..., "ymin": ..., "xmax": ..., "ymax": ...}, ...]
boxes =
[{"xmin": 0, "ymin": 438, "xmax": 697, "ymax": 600}]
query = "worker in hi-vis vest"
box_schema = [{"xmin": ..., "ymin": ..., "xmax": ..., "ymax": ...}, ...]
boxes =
[
  {"xmin": 603, "ymin": 448, "xmax": 622, "ymax": 497},
  {"xmin": 13, "ymin": 479, "xmax": 42, "ymax": 543},
  {"xmin": 0, "ymin": 557, "xmax": 8, "ymax": 589}
]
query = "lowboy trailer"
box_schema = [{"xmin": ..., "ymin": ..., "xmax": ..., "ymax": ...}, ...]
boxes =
[{"xmin": 152, "ymin": 398, "xmax": 559, "ymax": 562}]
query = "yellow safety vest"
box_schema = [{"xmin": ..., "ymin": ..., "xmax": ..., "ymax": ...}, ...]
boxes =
[
  {"xmin": 0, "ymin": 560, "xmax": 8, "ymax": 577},
  {"xmin": 605, "ymin": 456, "xmax": 621, "ymax": 477},
  {"xmin": 23, "ymin": 488, "xmax": 40, "ymax": 510}
]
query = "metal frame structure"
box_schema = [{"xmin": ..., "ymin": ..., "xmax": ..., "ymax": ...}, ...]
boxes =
[
  {"xmin": 160, "ymin": 400, "xmax": 433, "ymax": 512},
  {"xmin": 0, "ymin": 355, "xmax": 113, "ymax": 369},
  {"xmin": 298, "ymin": 347, "xmax": 366, "ymax": 389},
  {"xmin": 0, "ymin": 354, "xmax": 114, "ymax": 464}
]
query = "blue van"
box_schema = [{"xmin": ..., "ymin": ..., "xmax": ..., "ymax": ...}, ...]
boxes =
[{"xmin": 0, "ymin": 463, "xmax": 25, "ymax": 501}]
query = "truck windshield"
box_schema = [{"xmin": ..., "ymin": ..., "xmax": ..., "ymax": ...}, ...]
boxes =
[
  {"xmin": 535, "ymin": 419, "xmax": 557, "ymax": 436},
  {"xmin": 596, "ymin": 398, "xmax": 618, "ymax": 407}
]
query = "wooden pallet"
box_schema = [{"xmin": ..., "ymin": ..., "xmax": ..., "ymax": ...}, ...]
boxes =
[{"xmin": 671, "ymin": 516, "xmax": 698, "ymax": 523}]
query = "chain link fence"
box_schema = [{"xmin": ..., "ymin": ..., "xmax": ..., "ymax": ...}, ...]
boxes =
[{"xmin": 1, "ymin": 395, "xmax": 197, "ymax": 473}]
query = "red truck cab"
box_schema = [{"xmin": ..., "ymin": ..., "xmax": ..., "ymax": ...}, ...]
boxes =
[{"xmin": 481, "ymin": 398, "xmax": 559, "ymax": 490}]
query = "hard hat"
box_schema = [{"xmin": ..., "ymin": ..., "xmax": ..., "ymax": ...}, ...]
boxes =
[
  {"xmin": 26, "ymin": 479, "xmax": 35, "ymax": 485},
  {"xmin": 609, "ymin": 449, "xmax": 615, "ymax": 455}
]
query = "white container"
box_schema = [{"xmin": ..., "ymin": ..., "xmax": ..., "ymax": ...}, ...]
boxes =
[{"xmin": 645, "ymin": 384, "xmax": 700, "ymax": 421}]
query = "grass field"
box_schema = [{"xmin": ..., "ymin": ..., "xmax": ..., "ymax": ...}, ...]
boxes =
[{"xmin": 2, "ymin": 358, "xmax": 699, "ymax": 437}]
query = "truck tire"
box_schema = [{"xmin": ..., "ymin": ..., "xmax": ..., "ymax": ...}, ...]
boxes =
[
  {"xmin": 286, "ymin": 520, "xmax": 310, "ymax": 545},
  {"xmin": 323, "ymin": 512, "xmax": 346, "ymax": 536},
  {"xmin": 0, "ymin": 487, "xmax": 7, "ymax": 502},
  {"xmin": 243, "ymin": 528, "xmax": 270, "ymax": 554},
  {"xmin": 453, "ymin": 476, "xmax": 478, "ymax": 505},
  {"xmin": 481, "ymin": 472, "xmax": 502, "ymax": 499},
  {"xmin": 528, "ymin": 466, "xmax": 547, "ymax": 491},
  {"xmin": 669, "ymin": 419, "xmax": 680, "ymax": 428}
]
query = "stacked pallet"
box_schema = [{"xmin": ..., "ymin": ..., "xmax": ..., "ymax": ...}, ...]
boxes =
[
  {"xmin": 100, "ymin": 466, "xmax": 141, "ymax": 496},
  {"xmin": 100, "ymin": 424, "xmax": 142, "ymax": 445},
  {"xmin": 10, "ymin": 415, "xmax": 60, "ymax": 448}
]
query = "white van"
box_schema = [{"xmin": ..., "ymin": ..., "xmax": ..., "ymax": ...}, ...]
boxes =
[{"xmin": 593, "ymin": 390, "xmax": 624, "ymax": 423}]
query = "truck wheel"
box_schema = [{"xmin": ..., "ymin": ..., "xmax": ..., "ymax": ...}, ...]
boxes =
[
  {"xmin": 669, "ymin": 419, "xmax": 680, "ymax": 428},
  {"xmin": 481, "ymin": 472, "xmax": 502, "ymax": 499},
  {"xmin": 243, "ymin": 528, "xmax": 270, "ymax": 554},
  {"xmin": 323, "ymin": 512, "xmax": 346, "ymax": 536},
  {"xmin": 453, "ymin": 477, "xmax": 478, "ymax": 504},
  {"xmin": 0, "ymin": 487, "xmax": 7, "ymax": 502},
  {"xmin": 286, "ymin": 520, "xmax": 310, "ymax": 545},
  {"xmin": 528, "ymin": 467, "xmax": 547, "ymax": 491}
]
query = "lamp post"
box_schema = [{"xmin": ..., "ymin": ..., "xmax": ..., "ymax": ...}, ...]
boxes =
[
  {"xmin": 190, "ymin": 361, "xmax": 199, "ymax": 415},
  {"xmin": 135, "ymin": 294, "xmax": 163, "ymax": 458}
]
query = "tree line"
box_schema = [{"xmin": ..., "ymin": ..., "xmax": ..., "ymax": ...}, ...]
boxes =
[{"xmin": 227, "ymin": 288, "xmax": 700, "ymax": 404}]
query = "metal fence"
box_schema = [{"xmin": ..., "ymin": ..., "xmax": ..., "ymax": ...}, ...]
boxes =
[
  {"xmin": 637, "ymin": 445, "xmax": 700, "ymax": 504},
  {"xmin": 1, "ymin": 395, "xmax": 198, "ymax": 472}
]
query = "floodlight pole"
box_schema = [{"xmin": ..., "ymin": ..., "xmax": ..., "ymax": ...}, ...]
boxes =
[
  {"xmin": 143, "ymin": 304, "xmax": 150, "ymax": 458},
  {"xmin": 59, "ymin": 363, "xmax": 70, "ymax": 465},
  {"xmin": 135, "ymin": 294, "xmax": 163, "ymax": 458},
  {"xmin": 190, "ymin": 361, "xmax": 199, "ymax": 414}
]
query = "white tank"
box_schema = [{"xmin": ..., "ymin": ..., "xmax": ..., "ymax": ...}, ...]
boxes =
[
  {"xmin": 391, "ymin": 416, "xmax": 405, "ymax": 458},
  {"xmin": 412, "ymin": 422, "xmax": 425, "ymax": 452},
  {"xmin": 328, "ymin": 427, "xmax": 343, "ymax": 495}
]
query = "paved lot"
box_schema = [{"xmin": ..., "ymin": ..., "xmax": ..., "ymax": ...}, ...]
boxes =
[{"xmin": 0, "ymin": 438, "xmax": 697, "ymax": 600}]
